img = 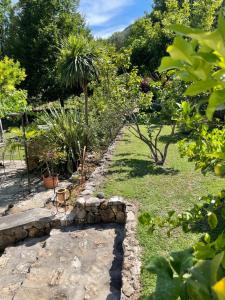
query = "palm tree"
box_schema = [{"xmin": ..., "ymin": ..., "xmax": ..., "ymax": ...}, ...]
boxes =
[{"xmin": 58, "ymin": 35, "xmax": 98, "ymax": 126}]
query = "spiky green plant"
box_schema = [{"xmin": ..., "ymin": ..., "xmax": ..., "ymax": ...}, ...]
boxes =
[
  {"xmin": 38, "ymin": 108, "xmax": 86, "ymax": 172},
  {"xmin": 58, "ymin": 35, "xmax": 98, "ymax": 126}
]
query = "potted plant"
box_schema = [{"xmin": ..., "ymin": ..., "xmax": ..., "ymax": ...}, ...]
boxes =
[{"xmin": 40, "ymin": 150, "xmax": 66, "ymax": 189}]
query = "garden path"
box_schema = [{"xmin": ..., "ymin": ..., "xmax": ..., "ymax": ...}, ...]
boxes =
[
  {"xmin": 0, "ymin": 161, "xmax": 29, "ymax": 215},
  {"xmin": 0, "ymin": 160, "xmax": 70, "ymax": 216},
  {"xmin": 0, "ymin": 224, "xmax": 124, "ymax": 300}
]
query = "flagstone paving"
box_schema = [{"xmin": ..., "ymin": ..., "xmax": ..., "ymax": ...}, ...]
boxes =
[{"xmin": 0, "ymin": 223, "xmax": 124, "ymax": 300}]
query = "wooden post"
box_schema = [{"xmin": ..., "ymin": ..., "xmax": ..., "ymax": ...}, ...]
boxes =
[
  {"xmin": 22, "ymin": 113, "xmax": 31, "ymax": 193},
  {"xmin": 0, "ymin": 118, "xmax": 4, "ymax": 143}
]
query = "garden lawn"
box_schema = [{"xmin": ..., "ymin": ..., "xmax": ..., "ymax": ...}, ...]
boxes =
[
  {"xmin": 0, "ymin": 132, "xmax": 25, "ymax": 161},
  {"xmin": 98, "ymin": 126, "xmax": 225, "ymax": 296}
]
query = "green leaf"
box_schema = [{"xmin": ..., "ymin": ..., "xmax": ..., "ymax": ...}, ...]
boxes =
[
  {"xmin": 169, "ymin": 24, "xmax": 203, "ymax": 36},
  {"xmin": 146, "ymin": 256, "xmax": 173, "ymax": 278},
  {"xmin": 191, "ymin": 252, "xmax": 224, "ymax": 286},
  {"xmin": 181, "ymin": 101, "xmax": 191, "ymax": 114},
  {"xmin": 194, "ymin": 242, "xmax": 215, "ymax": 260},
  {"xmin": 206, "ymin": 90, "xmax": 225, "ymax": 120},
  {"xmin": 184, "ymin": 80, "xmax": 218, "ymax": 96},
  {"xmin": 204, "ymin": 233, "xmax": 211, "ymax": 244},
  {"xmin": 208, "ymin": 152, "xmax": 225, "ymax": 160},
  {"xmin": 215, "ymin": 235, "xmax": 225, "ymax": 251},
  {"xmin": 139, "ymin": 212, "xmax": 152, "ymax": 225},
  {"xmin": 168, "ymin": 210, "xmax": 176, "ymax": 218},
  {"xmin": 192, "ymin": 31, "xmax": 225, "ymax": 58},
  {"xmin": 158, "ymin": 57, "xmax": 183, "ymax": 73},
  {"xmin": 170, "ymin": 248, "xmax": 193, "ymax": 275},
  {"xmin": 153, "ymin": 277, "xmax": 182, "ymax": 300},
  {"xmin": 198, "ymin": 52, "xmax": 220, "ymax": 64},
  {"xmin": 186, "ymin": 279, "xmax": 211, "ymax": 300},
  {"xmin": 211, "ymin": 252, "xmax": 225, "ymax": 284},
  {"xmin": 167, "ymin": 36, "xmax": 194, "ymax": 65},
  {"xmin": 218, "ymin": 12, "xmax": 225, "ymax": 42},
  {"xmin": 208, "ymin": 212, "xmax": 218, "ymax": 229}
]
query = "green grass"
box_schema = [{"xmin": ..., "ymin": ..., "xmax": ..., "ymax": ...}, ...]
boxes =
[
  {"xmin": 98, "ymin": 126, "xmax": 225, "ymax": 295},
  {"xmin": 0, "ymin": 132, "xmax": 25, "ymax": 161}
]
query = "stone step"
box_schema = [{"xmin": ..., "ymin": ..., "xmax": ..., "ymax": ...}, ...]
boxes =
[{"xmin": 0, "ymin": 208, "xmax": 59, "ymax": 251}]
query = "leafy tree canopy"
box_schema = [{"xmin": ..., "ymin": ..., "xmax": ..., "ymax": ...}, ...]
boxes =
[
  {"xmin": 6, "ymin": 0, "xmax": 90, "ymax": 102},
  {"xmin": 109, "ymin": 0, "xmax": 224, "ymax": 76},
  {"xmin": 0, "ymin": 56, "xmax": 27, "ymax": 118}
]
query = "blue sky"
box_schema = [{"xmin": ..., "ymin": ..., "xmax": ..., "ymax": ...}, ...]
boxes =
[
  {"xmin": 12, "ymin": 0, "xmax": 152, "ymax": 38},
  {"xmin": 79, "ymin": 0, "xmax": 152, "ymax": 38}
]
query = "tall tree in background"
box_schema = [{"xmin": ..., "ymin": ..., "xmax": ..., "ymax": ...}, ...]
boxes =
[
  {"xmin": 6, "ymin": 0, "xmax": 90, "ymax": 103},
  {"xmin": 0, "ymin": 0, "xmax": 12, "ymax": 57},
  {"xmin": 58, "ymin": 35, "xmax": 98, "ymax": 126}
]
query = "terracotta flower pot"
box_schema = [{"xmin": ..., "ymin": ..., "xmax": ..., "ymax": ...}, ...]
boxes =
[{"xmin": 43, "ymin": 175, "xmax": 59, "ymax": 189}]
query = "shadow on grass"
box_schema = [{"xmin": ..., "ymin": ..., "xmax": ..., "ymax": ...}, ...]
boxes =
[
  {"xmin": 106, "ymin": 158, "xmax": 179, "ymax": 179},
  {"xmin": 114, "ymin": 153, "xmax": 133, "ymax": 158},
  {"xmin": 159, "ymin": 132, "xmax": 187, "ymax": 144},
  {"xmin": 119, "ymin": 138, "xmax": 132, "ymax": 144}
]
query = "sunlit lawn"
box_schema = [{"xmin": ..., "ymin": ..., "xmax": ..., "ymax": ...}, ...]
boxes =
[
  {"xmin": 98, "ymin": 126, "xmax": 225, "ymax": 295},
  {"xmin": 0, "ymin": 132, "xmax": 25, "ymax": 161}
]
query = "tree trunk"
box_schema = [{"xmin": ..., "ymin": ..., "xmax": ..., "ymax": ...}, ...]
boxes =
[
  {"xmin": 59, "ymin": 97, "xmax": 65, "ymax": 107},
  {"xmin": 0, "ymin": 119, "xmax": 4, "ymax": 143},
  {"xmin": 83, "ymin": 83, "xmax": 88, "ymax": 126}
]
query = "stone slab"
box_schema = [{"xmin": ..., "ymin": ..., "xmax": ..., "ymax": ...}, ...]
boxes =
[{"xmin": 0, "ymin": 208, "xmax": 54, "ymax": 231}]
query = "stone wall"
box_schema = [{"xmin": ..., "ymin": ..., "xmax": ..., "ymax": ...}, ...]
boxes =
[
  {"xmin": 0, "ymin": 208, "xmax": 60, "ymax": 252},
  {"xmin": 62, "ymin": 196, "xmax": 126, "ymax": 225}
]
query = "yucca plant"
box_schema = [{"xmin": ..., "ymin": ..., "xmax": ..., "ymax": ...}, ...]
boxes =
[
  {"xmin": 58, "ymin": 35, "xmax": 98, "ymax": 127},
  {"xmin": 38, "ymin": 108, "xmax": 86, "ymax": 173}
]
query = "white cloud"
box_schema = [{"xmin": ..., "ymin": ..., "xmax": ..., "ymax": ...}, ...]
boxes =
[
  {"xmin": 94, "ymin": 24, "xmax": 127, "ymax": 39},
  {"xmin": 79, "ymin": 0, "xmax": 134, "ymax": 26}
]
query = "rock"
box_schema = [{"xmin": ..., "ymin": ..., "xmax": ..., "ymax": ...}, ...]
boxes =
[
  {"xmin": 108, "ymin": 196, "xmax": 125, "ymax": 206},
  {"xmin": 100, "ymin": 200, "xmax": 108, "ymax": 210},
  {"xmin": 85, "ymin": 197, "xmax": 100, "ymax": 207},
  {"xmin": 73, "ymin": 207, "xmax": 87, "ymax": 220},
  {"xmin": 0, "ymin": 234, "xmax": 15, "ymax": 249},
  {"xmin": 126, "ymin": 211, "xmax": 135, "ymax": 222},
  {"xmin": 28, "ymin": 227, "xmax": 40, "ymax": 238},
  {"xmin": 122, "ymin": 280, "xmax": 134, "ymax": 298},
  {"xmin": 76, "ymin": 197, "xmax": 86, "ymax": 207},
  {"xmin": 116, "ymin": 211, "xmax": 126, "ymax": 224},
  {"xmin": 96, "ymin": 192, "xmax": 105, "ymax": 199},
  {"xmin": 100, "ymin": 208, "xmax": 115, "ymax": 222},
  {"xmin": 72, "ymin": 256, "xmax": 82, "ymax": 269},
  {"xmin": 87, "ymin": 212, "xmax": 101, "ymax": 224},
  {"xmin": 81, "ymin": 189, "xmax": 93, "ymax": 196},
  {"xmin": 14, "ymin": 228, "xmax": 28, "ymax": 241}
]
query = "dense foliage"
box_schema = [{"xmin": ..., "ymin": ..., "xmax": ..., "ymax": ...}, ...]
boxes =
[
  {"xmin": 109, "ymin": 0, "xmax": 224, "ymax": 76},
  {"xmin": 140, "ymin": 13, "xmax": 225, "ymax": 300},
  {"xmin": 5, "ymin": 0, "xmax": 89, "ymax": 102},
  {"xmin": 0, "ymin": 56, "xmax": 27, "ymax": 118}
]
